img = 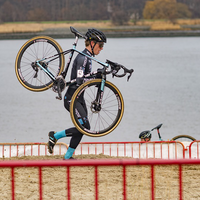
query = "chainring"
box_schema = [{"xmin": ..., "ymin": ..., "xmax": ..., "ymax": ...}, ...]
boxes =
[{"xmin": 52, "ymin": 76, "xmax": 66, "ymax": 93}]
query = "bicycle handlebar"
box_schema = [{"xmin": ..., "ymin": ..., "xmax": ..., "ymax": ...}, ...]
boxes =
[{"xmin": 106, "ymin": 59, "xmax": 134, "ymax": 81}]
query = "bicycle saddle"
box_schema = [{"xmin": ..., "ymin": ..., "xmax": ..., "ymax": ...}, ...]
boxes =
[
  {"xmin": 151, "ymin": 124, "xmax": 163, "ymax": 131},
  {"xmin": 70, "ymin": 26, "xmax": 87, "ymax": 39}
]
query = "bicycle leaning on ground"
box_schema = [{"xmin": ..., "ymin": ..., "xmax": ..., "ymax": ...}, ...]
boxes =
[
  {"xmin": 139, "ymin": 123, "xmax": 196, "ymax": 142},
  {"xmin": 15, "ymin": 26, "xmax": 134, "ymax": 138}
]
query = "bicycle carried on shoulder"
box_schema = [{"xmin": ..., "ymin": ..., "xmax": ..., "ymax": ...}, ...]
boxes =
[
  {"xmin": 15, "ymin": 27, "xmax": 134, "ymax": 137},
  {"xmin": 141, "ymin": 123, "xmax": 196, "ymax": 142}
]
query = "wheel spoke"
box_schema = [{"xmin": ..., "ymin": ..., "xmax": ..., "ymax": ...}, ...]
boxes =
[
  {"xmin": 15, "ymin": 36, "xmax": 64, "ymax": 91},
  {"xmin": 71, "ymin": 80, "xmax": 124, "ymax": 137}
]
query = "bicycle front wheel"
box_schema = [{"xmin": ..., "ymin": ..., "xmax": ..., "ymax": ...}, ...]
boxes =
[
  {"xmin": 171, "ymin": 135, "xmax": 196, "ymax": 142},
  {"xmin": 70, "ymin": 79, "xmax": 124, "ymax": 137},
  {"xmin": 15, "ymin": 36, "xmax": 65, "ymax": 92}
]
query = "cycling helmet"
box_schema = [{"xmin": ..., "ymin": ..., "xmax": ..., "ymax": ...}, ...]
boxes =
[
  {"xmin": 85, "ymin": 28, "xmax": 107, "ymax": 43},
  {"xmin": 139, "ymin": 131, "xmax": 152, "ymax": 139}
]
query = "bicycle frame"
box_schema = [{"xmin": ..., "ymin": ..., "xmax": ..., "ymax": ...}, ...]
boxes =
[
  {"xmin": 35, "ymin": 35, "xmax": 109, "ymax": 83},
  {"xmin": 31, "ymin": 27, "xmax": 133, "ymax": 100},
  {"xmin": 143, "ymin": 124, "xmax": 196, "ymax": 142}
]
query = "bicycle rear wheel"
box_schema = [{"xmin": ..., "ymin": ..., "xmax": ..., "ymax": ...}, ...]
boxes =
[
  {"xmin": 171, "ymin": 135, "xmax": 196, "ymax": 142},
  {"xmin": 70, "ymin": 79, "xmax": 124, "ymax": 137},
  {"xmin": 15, "ymin": 36, "xmax": 65, "ymax": 92}
]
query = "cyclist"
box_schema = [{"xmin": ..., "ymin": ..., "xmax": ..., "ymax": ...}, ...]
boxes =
[
  {"xmin": 47, "ymin": 28, "xmax": 107, "ymax": 159},
  {"xmin": 139, "ymin": 130, "xmax": 151, "ymax": 142}
]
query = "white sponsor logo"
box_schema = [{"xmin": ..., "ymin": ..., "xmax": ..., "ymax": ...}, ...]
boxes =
[{"xmin": 77, "ymin": 70, "xmax": 84, "ymax": 78}]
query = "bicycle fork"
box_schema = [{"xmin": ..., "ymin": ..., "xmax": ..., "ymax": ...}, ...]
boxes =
[{"xmin": 91, "ymin": 77, "xmax": 106, "ymax": 113}]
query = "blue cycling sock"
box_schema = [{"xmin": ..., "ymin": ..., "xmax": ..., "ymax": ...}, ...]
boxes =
[
  {"xmin": 54, "ymin": 130, "xmax": 66, "ymax": 140},
  {"xmin": 64, "ymin": 147, "xmax": 75, "ymax": 159}
]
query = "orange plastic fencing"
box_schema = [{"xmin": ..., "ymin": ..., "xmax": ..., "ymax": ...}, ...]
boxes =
[{"xmin": 189, "ymin": 140, "xmax": 200, "ymax": 158}]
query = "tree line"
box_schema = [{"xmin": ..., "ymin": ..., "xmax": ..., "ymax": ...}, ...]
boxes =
[{"xmin": 0, "ymin": 0, "xmax": 200, "ymax": 24}]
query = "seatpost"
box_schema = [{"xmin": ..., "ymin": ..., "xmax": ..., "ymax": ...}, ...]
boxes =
[
  {"xmin": 151, "ymin": 123, "xmax": 163, "ymax": 141},
  {"xmin": 62, "ymin": 35, "xmax": 79, "ymax": 78},
  {"xmin": 157, "ymin": 128, "xmax": 162, "ymax": 141}
]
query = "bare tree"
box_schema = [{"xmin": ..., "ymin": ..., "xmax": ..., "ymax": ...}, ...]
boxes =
[
  {"xmin": 0, "ymin": 0, "xmax": 198, "ymax": 23},
  {"xmin": 27, "ymin": 8, "xmax": 50, "ymax": 21}
]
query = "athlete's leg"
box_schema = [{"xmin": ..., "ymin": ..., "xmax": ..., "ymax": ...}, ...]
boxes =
[
  {"xmin": 64, "ymin": 87, "xmax": 75, "ymax": 111},
  {"xmin": 54, "ymin": 130, "xmax": 66, "ymax": 139},
  {"xmin": 63, "ymin": 127, "xmax": 83, "ymax": 159},
  {"xmin": 47, "ymin": 89, "xmax": 73, "ymax": 154},
  {"xmin": 48, "ymin": 87, "xmax": 90, "ymax": 158},
  {"xmin": 47, "ymin": 129, "xmax": 73, "ymax": 154},
  {"xmin": 64, "ymin": 100, "xmax": 90, "ymax": 159},
  {"xmin": 74, "ymin": 100, "xmax": 90, "ymax": 129},
  {"xmin": 64, "ymin": 146, "xmax": 76, "ymax": 159}
]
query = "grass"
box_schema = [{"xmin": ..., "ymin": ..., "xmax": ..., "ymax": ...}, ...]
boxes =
[
  {"xmin": 136, "ymin": 18, "xmax": 200, "ymax": 30},
  {"xmin": 0, "ymin": 20, "xmax": 112, "ymax": 33},
  {"xmin": 5, "ymin": 20, "xmax": 109, "ymax": 24},
  {"xmin": 1, "ymin": 19, "xmax": 200, "ymax": 33}
]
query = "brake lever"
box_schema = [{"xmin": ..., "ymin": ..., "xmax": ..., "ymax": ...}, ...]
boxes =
[
  {"xmin": 112, "ymin": 65, "xmax": 134, "ymax": 81},
  {"xmin": 106, "ymin": 59, "xmax": 134, "ymax": 81},
  {"xmin": 127, "ymin": 69, "xmax": 134, "ymax": 81}
]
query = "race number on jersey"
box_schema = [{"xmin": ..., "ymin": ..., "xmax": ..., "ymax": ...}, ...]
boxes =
[{"xmin": 77, "ymin": 69, "xmax": 84, "ymax": 78}]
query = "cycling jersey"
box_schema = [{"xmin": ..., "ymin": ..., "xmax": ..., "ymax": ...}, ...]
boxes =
[{"xmin": 70, "ymin": 48, "xmax": 92, "ymax": 89}]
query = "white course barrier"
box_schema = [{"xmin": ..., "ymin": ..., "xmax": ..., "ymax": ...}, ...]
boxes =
[
  {"xmin": 0, "ymin": 142, "xmax": 68, "ymax": 158},
  {"xmin": 75, "ymin": 141, "xmax": 186, "ymax": 159},
  {"xmin": 0, "ymin": 141, "xmax": 193, "ymax": 159}
]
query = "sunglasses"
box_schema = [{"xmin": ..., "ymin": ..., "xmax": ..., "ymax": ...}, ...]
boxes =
[{"xmin": 98, "ymin": 42, "xmax": 104, "ymax": 48}]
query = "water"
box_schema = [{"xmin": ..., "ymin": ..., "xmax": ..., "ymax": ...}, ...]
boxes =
[{"xmin": 0, "ymin": 37, "xmax": 200, "ymax": 143}]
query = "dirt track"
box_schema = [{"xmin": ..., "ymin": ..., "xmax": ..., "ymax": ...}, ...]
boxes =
[{"xmin": 0, "ymin": 154, "xmax": 200, "ymax": 199}]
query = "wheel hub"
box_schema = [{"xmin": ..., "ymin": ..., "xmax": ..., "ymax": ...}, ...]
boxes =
[{"xmin": 90, "ymin": 101, "xmax": 101, "ymax": 113}]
